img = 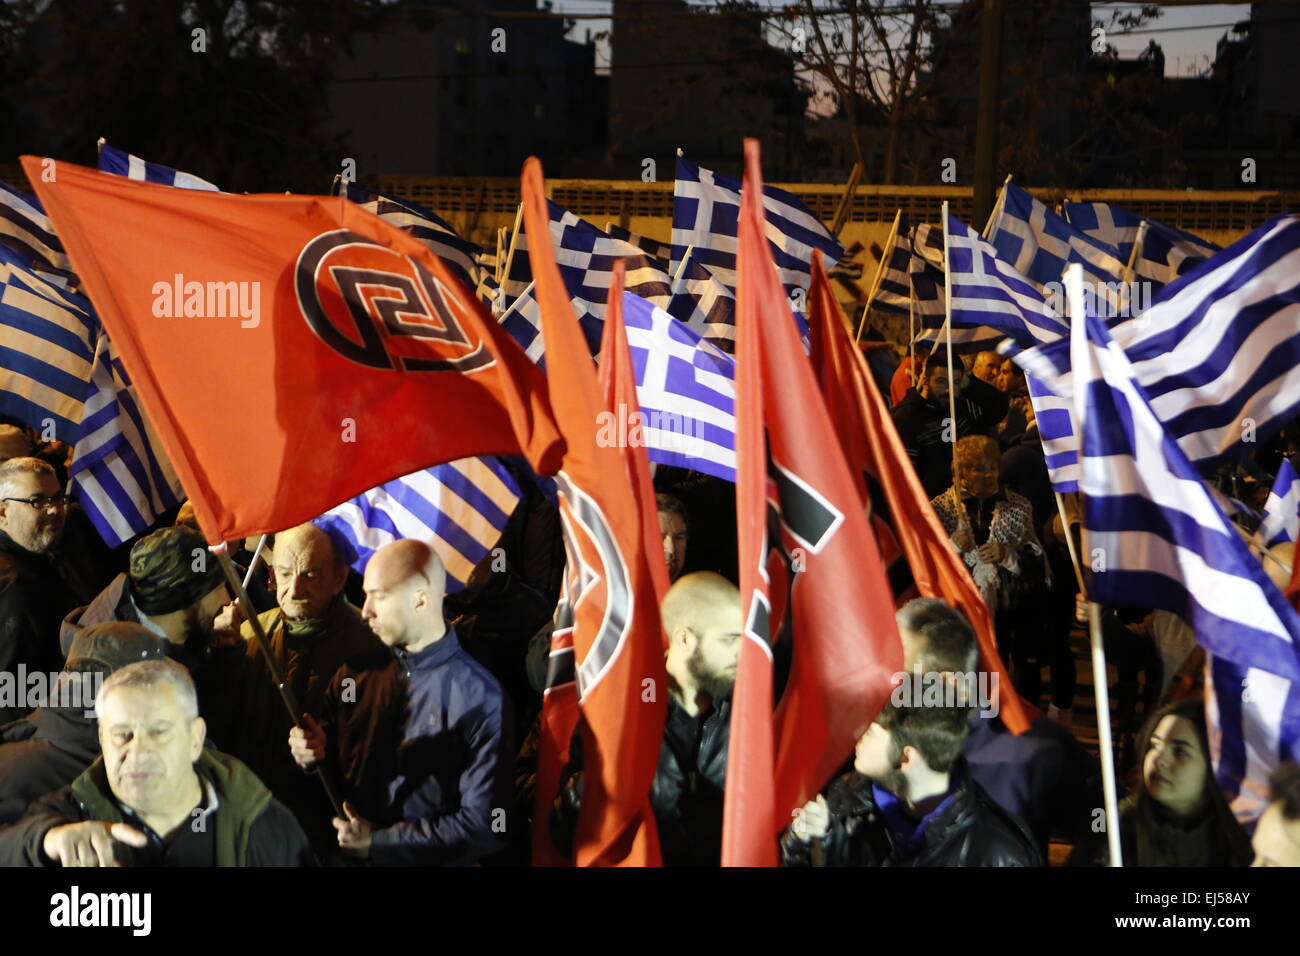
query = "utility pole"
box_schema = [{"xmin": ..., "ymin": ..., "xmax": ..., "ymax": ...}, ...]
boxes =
[{"xmin": 973, "ymin": 0, "xmax": 1006, "ymax": 228}]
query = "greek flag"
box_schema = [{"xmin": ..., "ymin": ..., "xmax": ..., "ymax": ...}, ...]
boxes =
[
  {"xmin": 0, "ymin": 245, "xmax": 97, "ymax": 440},
  {"xmin": 988, "ymin": 181, "xmax": 1125, "ymax": 294},
  {"xmin": 605, "ymin": 223, "xmax": 671, "ymax": 261},
  {"xmin": 1258, "ymin": 459, "xmax": 1300, "ymax": 548},
  {"xmin": 70, "ymin": 334, "xmax": 185, "ymax": 546},
  {"xmin": 1110, "ymin": 215, "xmax": 1300, "ymax": 473},
  {"xmin": 1068, "ymin": 282, "xmax": 1300, "ymax": 825},
  {"xmin": 1063, "ymin": 201, "xmax": 1220, "ymax": 288},
  {"xmin": 946, "ymin": 214, "xmax": 1069, "ymax": 348},
  {"xmin": 872, "ymin": 217, "xmax": 944, "ymax": 319},
  {"xmin": 96, "ymin": 141, "xmax": 220, "ymax": 191},
  {"xmin": 333, "ymin": 181, "xmax": 482, "ymax": 293},
  {"xmin": 941, "ymin": 214, "xmax": 1080, "ymax": 490},
  {"xmin": 522, "ymin": 204, "xmax": 739, "ymax": 355},
  {"xmin": 621, "ymin": 292, "xmax": 736, "ymax": 481},
  {"xmin": 671, "ymin": 156, "xmax": 843, "ymax": 297},
  {"xmin": 0, "ymin": 180, "xmax": 75, "ymax": 283},
  {"xmin": 312, "ymin": 456, "xmax": 523, "ymax": 591},
  {"xmin": 497, "ymin": 279, "xmax": 604, "ymax": 367}
]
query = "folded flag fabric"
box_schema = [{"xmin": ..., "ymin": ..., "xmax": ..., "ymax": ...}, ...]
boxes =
[
  {"xmin": 97, "ymin": 141, "xmax": 220, "ymax": 192},
  {"xmin": 1258, "ymin": 459, "xmax": 1300, "ymax": 548}
]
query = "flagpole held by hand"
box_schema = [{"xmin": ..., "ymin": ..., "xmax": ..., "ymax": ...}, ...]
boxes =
[{"xmin": 212, "ymin": 545, "xmax": 345, "ymax": 819}]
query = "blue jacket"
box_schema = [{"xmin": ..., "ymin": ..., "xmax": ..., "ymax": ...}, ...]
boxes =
[
  {"xmin": 961, "ymin": 710, "xmax": 1100, "ymax": 854},
  {"xmin": 322, "ymin": 628, "xmax": 512, "ymax": 866}
]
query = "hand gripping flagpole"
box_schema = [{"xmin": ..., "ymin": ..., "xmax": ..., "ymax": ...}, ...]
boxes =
[
  {"xmin": 211, "ymin": 543, "xmax": 345, "ymax": 819},
  {"xmin": 1062, "ymin": 264, "xmax": 1123, "ymax": 867}
]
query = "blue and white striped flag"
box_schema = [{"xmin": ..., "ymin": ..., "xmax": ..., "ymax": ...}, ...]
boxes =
[
  {"xmin": 312, "ymin": 456, "xmax": 523, "ymax": 591},
  {"xmin": 0, "ymin": 246, "xmax": 98, "ymax": 440},
  {"xmin": 988, "ymin": 181, "xmax": 1125, "ymax": 295},
  {"xmin": 1112, "ymin": 215, "xmax": 1300, "ymax": 473},
  {"xmin": 0, "ymin": 180, "xmax": 76, "ymax": 283},
  {"xmin": 943, "ymin": 214, "xmax": 1079, "ymax": 491},
  {"xmin": 1067, "ymin": 285, "xmax": 1300, "ymax": 825},
  {"xmin": 70, "ymin": 333, "xmax": 185, "ymax": 546},
  {"xmin": 605, "ymin": 223, "xmax": 671, "ymax": 261},
  {"xmin": 333, "ymin": 181, "xmax": 483, "ymax": 293},
  {"xmin": 622, "ymin": 292, "xmax": 736, "ymax": 481},
  {"xmin": 671, "ymin": 156, "xmax": 843, "ymax": 297},
  {"xmin": 1063, "ymin": 201, "xmax": 1220, "ymax": 289},
  {"xmin": 1258, "ymin": 459, "xmax": 1300, "ymax": 548},
  {"xmin": 96, "ymin": 141, "xmax": 220, "ymax": 191},
  {"xmin": 873, "ymin": 217, "xmax": 945, "ymax": 317}
]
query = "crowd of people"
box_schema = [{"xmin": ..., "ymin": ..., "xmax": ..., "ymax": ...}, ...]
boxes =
[{"xmin": 0, "ymin": 338, "xmax": 1299, "ymax": 867}]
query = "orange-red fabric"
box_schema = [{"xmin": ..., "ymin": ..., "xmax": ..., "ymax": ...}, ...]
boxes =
[
  {"xmin": 520, "ymin": 159, "xmax": 666, "ymax": 866},
  {"xmin": 597, "ymin": 263, "xmax": 672, "ymax": 621},
  {"xmin": 23, "ymin": 157, "xmax": 559, "ymax": 544},
  {"xmin": 808, "ymin": 256, "xmax": 1029, "ymax": 735},
  {"xmin": 723, "ymin": 141, "xmax": 904, "ymax": 866}
]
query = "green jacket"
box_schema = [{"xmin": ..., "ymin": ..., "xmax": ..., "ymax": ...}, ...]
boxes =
[{"xmin": 70, "ymin": 748, "xmax": 273, "ymax": 867}]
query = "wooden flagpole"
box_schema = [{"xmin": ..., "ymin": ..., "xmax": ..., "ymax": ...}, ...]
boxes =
[
  {"xmin": 856, "ymin": 208, "xmax": 902, "ymax": 342},
  {"xmin": 500, "ymin": 202, "xmax": 524, "ymax": 286},
  {"xmin": 212, "ymin": 545, "xmax": 344, "ymax": 818},
  {"xmin": 982, "ymin": 174, "xmax": 1013, "ymax": 240},
  {"xmin": 672, "ymin": 244, "xmax": 695, "ymax": 291},
  {"xmin": 830, "ymin": 161, "xmax": 864, "ymax": 239}
]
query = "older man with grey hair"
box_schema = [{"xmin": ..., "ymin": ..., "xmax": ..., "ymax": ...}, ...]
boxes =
[
  {"xmin": 206, "ymin": 523, "xmax": 381, "ymax": 853},
  {"xmin": 0, "ymin": 659, "xmax": 314, "ymax": 866},
  {"xmin": 0, "ymin": 457, "xmax": 81, "ymax": 722}
]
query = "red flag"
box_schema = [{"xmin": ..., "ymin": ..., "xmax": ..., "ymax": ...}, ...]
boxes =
[
  {"xmin": 520, "ymin": 159, "xmax": 667, "ymax": 866},
  {"xmin": 530, "ymin": 262, "xmax": 671, "ymax": 866},
  {"xmin": 597, "ymin": 263, "xmax": 671, "ymax": 612},
  {"xmin": 22, "ymin": 157, "xmax": 558, "ymax": 543},
  {"xmin": 807, "ymin": 255, "xmax": 1029, "ymax": 734},
  {"xmin": 723, "ymin": 140, "xmax": 904, "ymax": 866}
]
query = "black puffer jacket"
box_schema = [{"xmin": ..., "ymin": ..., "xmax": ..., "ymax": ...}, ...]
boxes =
[
  {"xmin": 781, "ymin": 764, "xmax": 1042, "ymax": 867},
  {"xmin": 0, "ymin": 704, "xmax": 100, "ymax": 824}
]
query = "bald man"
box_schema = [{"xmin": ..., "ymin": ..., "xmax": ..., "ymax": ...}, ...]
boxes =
[
  {"xmin": 288, "ymin": 539, "xmax": 511, "ymax": 866},
  {"xmin": 554, "ymin": 571, "xmax": 742, "ymax": 865},
  {"xmin": 206, "ymin": 524, "xmax": 381, "ymax": 852},
  {"xmin": 971, "ymin": 351, "xmax": 1002, "ymax": 387},
  {"xmin": 655, "ymin": 572, "xmax": 742, "ymax": 865}
]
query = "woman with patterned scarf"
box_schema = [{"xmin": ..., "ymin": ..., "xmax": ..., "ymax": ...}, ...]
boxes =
[{"xmin": 930, "ymin": 435, "xmax": 1048, "ymax": 694}]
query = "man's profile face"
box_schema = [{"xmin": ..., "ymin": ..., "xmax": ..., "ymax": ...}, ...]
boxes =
[
  {"xmin": 1251, "ymin": 803, "xmax": 1300, "ymax": 867},
  {"xmin": 684, "ymin": 602, "xmax": 743, "ymax": 697},
  {"xmin": 181, "ymin": 582, "xmax": 231, "ymax": 646},
  {"xmin": 99, "ymin": 683, "xmax": 204, "ymax": 818},
  {"xmin": 274, "ymin": 536, "xmax": 345, "ymax": 621},
  {"xmin": 0, "ymin": 470, "xmax": 66, "ymax": 554},
  {"xmin": 659, "ymin": 510, "xmax": 688, "ymax": 581},
  {"xmin": 853, "ymin": 721, "xmax": 893, "ymax": 780},
  {"xmin": 972, "ymin": 352, "xmax": 1000, "ymax": 386},
  {"xmin": 362, "ymin": 558, "xmax": 430, "ymax": 649}
]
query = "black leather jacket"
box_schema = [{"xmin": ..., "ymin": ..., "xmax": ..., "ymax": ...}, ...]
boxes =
[
  {"xmin": 650, "ymin": 693, "xmax": 730, "ymax": 866},
  {"xmin": 781, "ymin": 764, "xmax": 1042, "ymax": 867},
  {"xmin": 551, "ymin": 691, "xmax": 731, "ymax": 865}
]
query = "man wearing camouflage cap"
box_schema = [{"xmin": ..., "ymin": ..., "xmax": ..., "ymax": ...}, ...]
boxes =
[
  {"xmin": 0, "ymin": 622, "xmax": 169, "ymax": 823},
  {"xmin": 59, "ymin": 525, "xmax": 241, "ymax": 673}
]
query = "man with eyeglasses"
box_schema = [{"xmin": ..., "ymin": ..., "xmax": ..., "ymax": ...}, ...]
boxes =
[{"xmin": 0, "ymin": 457, "xmax": 79, "ymax": 723}]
